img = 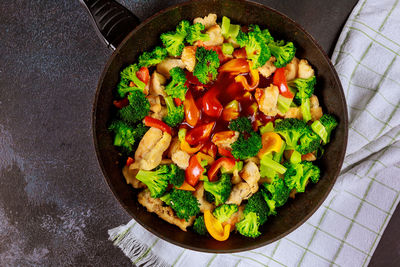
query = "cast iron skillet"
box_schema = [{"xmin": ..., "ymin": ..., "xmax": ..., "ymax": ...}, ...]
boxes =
[{"xmin": 81, "ymin": 0, "xmax": 348, "ymax": 253}]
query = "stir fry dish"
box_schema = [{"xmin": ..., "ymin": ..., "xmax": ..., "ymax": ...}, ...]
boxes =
[{"xmin": 108, "ymin": 14, "xmax": 338, "ymax": 240}]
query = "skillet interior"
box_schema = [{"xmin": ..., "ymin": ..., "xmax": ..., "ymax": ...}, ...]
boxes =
[{"xmin": 93, "ymin": 0, "xmax": 348, "ymax": 253}]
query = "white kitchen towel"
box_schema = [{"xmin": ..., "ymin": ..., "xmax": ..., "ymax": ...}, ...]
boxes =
[{"xmin": 108, "ymin": 0, "xmax": 400, "ymax": 266}]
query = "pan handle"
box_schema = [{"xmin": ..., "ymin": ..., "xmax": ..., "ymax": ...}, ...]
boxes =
[{"xmin": 79, "ymin": 0, "xmax": 140, "ymax": 50}]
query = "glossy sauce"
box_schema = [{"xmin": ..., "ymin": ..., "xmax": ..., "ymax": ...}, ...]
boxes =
[{"xmin": 182, "ymin": 69, "xmax": 276, "ymax": 145}]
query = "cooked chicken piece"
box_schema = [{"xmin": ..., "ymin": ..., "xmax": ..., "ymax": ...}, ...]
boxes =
[
  {"xmin": 284, "ymin": 107, "xmax": 303, "ymax": 120},
  {"xmin": 132, "ymin": 127, "xmax": 172, "ymax": 170},
  {"xmin": 298, "ymin": 59, "xmax": 314, "ymax": 79},
  {"xmin": 302, "ymin": 152, "xmax": 317, "ymax": 161},
  {"xmin": 149, "ymin": 71, "xmax": 167, "ymax": 97},
  {"xmin": 226, "ymin": 182, "xmax": 253, "ymax": 206},
  {"xmin": 310, "ymin": 95, "xmax": 323, "ymax": 121},
  {"xmin": 168, "ymin": 137, "xmax": 190, "ymax": 169},
  {"xmin": 193, "ymin": 182, "xmax": 215, "ymax": 212},
  {"xmin": 138, "ymin": 189, "xmax": 195, "ymax": 231},
  {"xmin": 245, "ymin": 157, "xmax": 260, "ymax": 165},
  {"xmin": 240, "ymin": 161, "xmax": 260, "ymax": 194},
  {"xmin": 227, "ymin": 37, "xmax": 240, "ymax": 48},
  {"xmin": 225, "ymin": 205, "xmax": 245, "ymax": 230},
  {"xmin": 193, "ymin": 13, "xmax": 217, "ymax": 30},
  {"xmin": 203, "ymin": 25, "xmax": 224, "ymax": 46},
  {"xmin": 211, "ymin": 131, "xmax": 239, "ymax": 150},
  {"xmin": 160, "ymin": 159, "xmax": 173, "ymax": 165},
  {"xmin": 257, "ymin": 85, "xmax": 279, "ymax": 116},
  {"xmin": 122, "ymin": 165, "xmax": 146, "ymax": 189},
  {"xmin": 181, "ymin": 46, "xmax": 197, "ymax": 72},
  {"xmin": 257, "ymin": 56, "xmax": 277, "ymax": 78},
  {"xmin": 311, "ymin": 107, "xmax": 323, "ymax": 121},
  {"xmin": 285, "ymin": 57, "xmax": 299, "ymax": 81},
  {"xmin": 147, "ymin": 95, "xmax": 162, "ymax": 113},
  {"xmin": 156, "ymin": 58, "xmax": 185, "ymax": 79},
  {"xmin": 150, "ymin": 106, "xmax": 167, "ymax": 120},
  {"xmin": 231, "ymin": 168, "xmax": 242, "ymax": 184}
]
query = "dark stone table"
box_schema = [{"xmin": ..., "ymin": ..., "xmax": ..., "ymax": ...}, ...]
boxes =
[{"xmin": 0, "ymin": 0, "xmax": 398, "ymax": 266}]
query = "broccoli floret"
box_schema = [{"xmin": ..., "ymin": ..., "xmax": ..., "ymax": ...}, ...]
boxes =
[
  {"xmin": 193, "ymin": 46, "xmax": 220, "ymax": 84},
  {"xmin": 138, "ymin": 46, "xmax": 168, "ymax": 67},
  {"xmin": 193, "ymin": 215, "xmax": 207, "ymax": 235},
  {"xmin": 236, "ymin": 211, "xmax": 260, "ymax": 238},
  {"xmin": 117, "ymin": 64, "xmax": 146, "ymax": 97},
  {"xmin": 228, "ymin": 116, "xmax": 253, "ymax": 133},
  {"xmin": 248, "ymin": 25, "xmax": 274, "ymax": 43},
  {"xmin": 136, "ymin": 165, "xmax": 171, "ymax": 198},
  {"xmin": 235, "ymin": 26, "xmax": 271, "ymax": 68},
  {"xmin": 312, "ymin": 114, "xmax": 338, "ymax": 144},
  {"xmin": 231, "ymin": 132, "xmax": 262, "ymax": 160},
  {"xmin": 261, "ymin": 177, "xmax": 290, "ymax": 216},
  {"xmin": 163, "ymin": 96, "xmax": 184, "ymax": 127},
  {"xmin": 284, "ymin": 161, "xmax": 320, "ymax": 193},
  {"xmin": 268, "ymin": 40, "xmax": 296, "ymax": 68},
  {"xmin": 165, "ymin": 67, "xmax": 188, "ymax": 101},
  {"xmin": 118, "ymin": 91, "xmax": 150, "ymax": 124},
  {"xmin": 274, "ymin": 118, "xmax": 308, "ymax": 149},
  {"xmin": 213, "ymin": 204, "xmax": 238, "ymax": 223},
  {"xmin": 245, "ymin": 191, "xmax": 269, "ymax": 225},
  {"xmin": 168, "ymin": 164, "xmax": 185, "ymax": 187},
  {"xmin": 289, "ymin": 76, "xmax": 316, "ymax": 122},
  {"xmin": 203, "ymin": 173, "xmax": 232, "ymax": 206},
  {"xmin": 160, "ymin": 20, "xmax": 190, "ymax": 56},
  {"xmin": 186, "ymin": 23, "xmax": 210, "ymax": 45},
  {"xmin": 162, "ymin": 189, "xmax": 200, "ymax": 221},
  {"xmin": 245, "ymin": 27, "xmax": 271, "ymax": 68},
  {"xmin": 297, "ymin": 130, "xmax": 321, "ymax": 155},
  {"xmin": 108, "ymin": 121, "xmax": 148, "ymax": 152}
]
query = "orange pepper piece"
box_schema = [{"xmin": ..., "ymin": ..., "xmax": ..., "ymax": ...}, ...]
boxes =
[
  {"xmin": 204, "ymin": 210, "xmax": 231, "ymax": 241},
  {"xmin": 195, "ymin": 152, "xmax": 215, "ymax": 165},
  {"xmin": 176, "ymin": 180, "xmax": 196, "ymax": 191},
  {"xmin": 258, "ymin": 132, "xmax": 283, "ymax": 158}
]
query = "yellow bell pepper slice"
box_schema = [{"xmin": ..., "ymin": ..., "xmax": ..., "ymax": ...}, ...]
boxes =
[
  {"xmin": 258, "ymin": 132, "xmax": 283, "ymax": 158},
  {"xmin": 195, "ymin": 152, "xmax": 215, "ymax": 165},
  {"xmin": 176, "ymin": 180, "xmax": 196, "ymax": 191},
  {"xmin": 204, "ymin": 210, "xmax": 231, "ymax": 241}
]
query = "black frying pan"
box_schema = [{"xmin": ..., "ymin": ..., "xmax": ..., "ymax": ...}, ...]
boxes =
[{"xmin": 81, "ymin": 0, "xmax": 348, "ymax": 253}]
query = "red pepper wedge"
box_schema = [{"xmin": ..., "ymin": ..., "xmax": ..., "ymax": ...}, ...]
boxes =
[
  {"xmin": 174, "ymin": 98, "xmax": 182, "ymax": 106},
  {"xmin": 185, "ymin": 122, "xmax": 215, "ymax": 146},
  {"xmin": 218, "ymin": 146, "xmax": 235, "ymax": 159},
  {"xmin": 185, "ymin": 155, "xmax": 204, "ymax": 187},
  {"xmin": 113, "ymin": 98, "xmax": 129, "ymax": 109},
  {"xmin": 208, "ymin": 157, "xmax": 236, "ymax": 181},
  {"xmin": 183, "ymin": 90, "xmax": 200, "ymax": 127},
  {"xmin": 273, "ymin": 67, "xmax": 294, "ymax": 98},
  {"xmin": 126, "ymin": 157, "xmax": 134, "ymax": 166},
  {"xmin": 202, "ymin": 87, "xmax": 223, "ymax": 118},
  {"xmin": 143, "ymin": 116, "xmax": 172, "ymax": 135},
  {"xmin": 136, "ymin": 67, "xmax": 150, "ymax": 84}
]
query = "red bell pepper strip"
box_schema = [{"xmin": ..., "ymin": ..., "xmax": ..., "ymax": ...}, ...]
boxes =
[
  {"xmin": 174, "ymin": 98, "xmax": 182, "ymax": 106},
  {"xmin": 126, "ymin": 157, "xmax": 134, "ymax": 166},
  {"xmin": 202, "ymin": 88, "xmax": 223, "ymax": 118},
  {"xmin": 136, "ymin": 67, "xmax": 150, "ymax": 84},
  {"xmin": 185, "ymin": 155, "xmax": 204, "ymax": 187},
  {"xmin": 185, "ymin": 122, "xmax": 215, "ymax": 146},
  {"xmin": 203, "ymin": 45, "xmax": 230, "ymax": 63},
  {"xmin": 218, "ymin": 146, "xmax": 235, "ymax": 159},
  {"xmin": 208, "ymin": 157, "xmax": 236, "ymax": 181},
  {"xmin": 143, "ymin": 116, "xmax": 172, "ymax": 135},
  {"xmin": 113, "ymin": 98, "xmax": 129, "ymax": 109},
  {"xmin": 183, "ymin": 90, "xmax": 200, "ymax": 127},
  {"xmin": 273, "ymin": 67, "xmax": 294, "ymax": 98}
]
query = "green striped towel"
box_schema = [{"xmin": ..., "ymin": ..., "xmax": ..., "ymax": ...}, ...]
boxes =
[{"xmin": 109, "ymin": 0, "xmax": 400, "ymax": 266}]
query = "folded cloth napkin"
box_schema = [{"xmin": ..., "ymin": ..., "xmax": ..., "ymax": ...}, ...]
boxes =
[{"xmin": 109, "ymin": 0, "xmax": 400, "ymax": 266}]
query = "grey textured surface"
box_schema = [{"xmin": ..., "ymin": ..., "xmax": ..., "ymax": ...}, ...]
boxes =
[{"xmin": 0, "ymin": 0, "xmax": 397, "ymax": 266}]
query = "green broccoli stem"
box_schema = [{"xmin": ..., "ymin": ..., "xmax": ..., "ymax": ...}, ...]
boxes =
[
  {"xmin": 277, "ymin": 95, "xmax": 293, "ymax": 114},
  {"xmin": 301, "ymin": 98, "xmax": 312, "ymax": 122},
  {"xmin": 272, "ymin": 140, "xmax": 286, "ymax": 163},
  {"xmin": 311, "ymin": 120, "xmax": 328, "ymax": 144},
  {"xmin": 261, "ymin": 153, "xmax": 287, "ymax": 174},
  {"xmin": 164, "ymin": 96, "xmax": 175, "ymax": 110}
]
